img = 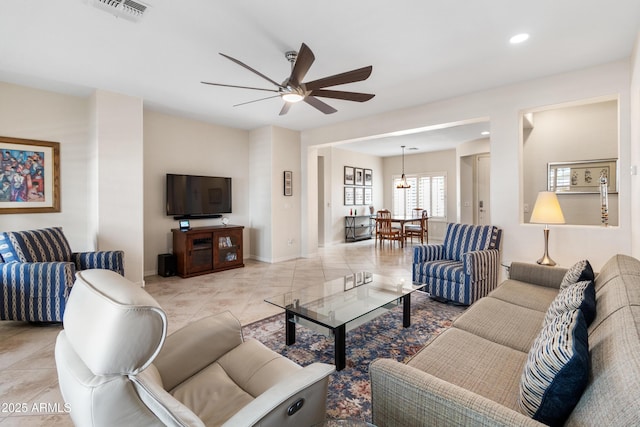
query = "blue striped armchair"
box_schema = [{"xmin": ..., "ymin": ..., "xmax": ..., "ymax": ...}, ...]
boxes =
[
  {"xmin": 412, "ymin": 223, "xmax": 502, "ymax": 305},
  {"xmin": 0, "ymin": 227, "xmax": 123, "ymax": 322}
]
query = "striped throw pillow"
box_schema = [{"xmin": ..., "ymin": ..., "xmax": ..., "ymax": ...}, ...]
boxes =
[
  {"xmin": 544, "ymin": 280, "xmax": 596, "ymax": 326},
  {"xmin": 520, "ymin": 309, "xmax": 589, "ymax": 426},
  {"xmin": 560, "ymin": 260, "xmax": 594, "ymax": 290}
]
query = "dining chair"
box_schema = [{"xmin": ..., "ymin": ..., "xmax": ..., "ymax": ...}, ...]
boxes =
[
  {"xmin": 405, "ymin": 210, "xmax": 429, "ymax": 244},
  {"xmin": 376, "ymin": 210, "xmax": 403, "ymax": 247}
]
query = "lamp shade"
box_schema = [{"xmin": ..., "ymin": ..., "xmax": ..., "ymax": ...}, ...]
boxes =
[{"xmin": 530, "ymin": 191, "xmax": 565, "ymax": 224}]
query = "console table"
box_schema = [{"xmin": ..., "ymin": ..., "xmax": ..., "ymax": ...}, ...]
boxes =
[
  {"xmin": 345, "ymin": 215, "xmax": 374, "ymax": 242},
  {"xmin": 172, "ymin": 225, "xmax": 244, "ymax": 278}
]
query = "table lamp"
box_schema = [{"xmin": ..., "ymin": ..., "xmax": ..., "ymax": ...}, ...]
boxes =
[{"xmin": 529, "ymin": 191, "xmax": 565, "ymax": 266}]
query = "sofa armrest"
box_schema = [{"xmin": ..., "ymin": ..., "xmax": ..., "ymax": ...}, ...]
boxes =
[
  {"xmin": 72, "ymin": 251, "xmax": 124, "ymax": 275},
  {"xmin": 508, "ymin": 262, "xmax": 567, "ymax": 289},
  {"xmin": 222, "ymin": 362, "xmax": 335, "ymax": 427},
  {"xmin": 370, "ymin": 359, "xmax": 543, "ymax": 427},
  {"xmin": 413, "ymin": 244, "xmax": 445, "ymax": 263},
  {"xmin": 463, "ymin": 249, "xmax": 501, "ymax": 281},
  {"xmin": 154, "ymin": 311, "xmax": 244, "ymax": 390},
  {"xmin": 0, "ymin": 261, "xmax": 75, "ymax": 321}
]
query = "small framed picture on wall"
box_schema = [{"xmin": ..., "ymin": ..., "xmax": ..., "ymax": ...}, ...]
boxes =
[
  {"xmin": 344, "ymin": 166, "xmax": 355, "ymax": 185},
  {"xmin": 355, "ymin": 168, "xmax": 364, "ymax": 185},
  {"xmin": 364, "ymin": 188, "xmax": 372, "ymax": 205},
  {"xmin": 355, "ymin": 187, "xmax": 364, "ymax": 205},
  {"xmin": 364, "ymin": 169, "xmax": 372, "ymax": 186},
  {"xmin": 344, "ymin": 187, "xmax": 355, "ymax": 205},
  {"xmin": 283, "ymin": 171, "xmax": 292, "ymax": 196}
]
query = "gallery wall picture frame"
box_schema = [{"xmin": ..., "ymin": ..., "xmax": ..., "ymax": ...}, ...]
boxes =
[
  {"xmin": 0, "ymin": 135, "xmax": 61, "ymax": 214},
  {"xmin": 547, "ymin": 158, "xmax": 618, "ymax": 194},
  {"xmin": 355, "ymin": 168, "xmax": 364, "ymax": 186},
  {"xmin": 344, "ymin": 166, "xmax": 355, "ymax": 185},
  {"xmin": 355, "ymin": 187, "xmax": 364, "ymax": 205},
  {"xmin": 283, "ymin": 170, "xmax": 293, "ymax": 196},
  {"xmin": 364, "ymin": 188, "xmax": 372, "ymax": 205},
  {"xmin": 364, "ymin": 169, "xmax": 372, "ymax": 186},
  {"xmin": 344, "ymin": 187, "xmax": 355, "ymax": 205}
]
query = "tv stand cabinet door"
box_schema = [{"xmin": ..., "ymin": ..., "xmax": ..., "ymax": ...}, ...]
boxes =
[
  {"xmin": 173, "ymin": 230, "xmax": 213, "ymax": 277},
  {"xmin": 212, "ymin": 227, "xmax": 244, "ymax": 271}
]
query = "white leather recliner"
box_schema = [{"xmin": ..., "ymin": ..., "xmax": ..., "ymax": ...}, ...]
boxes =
[{"xmin": 54, "ymin": 269, "xmax": 335, "ymax": 426}]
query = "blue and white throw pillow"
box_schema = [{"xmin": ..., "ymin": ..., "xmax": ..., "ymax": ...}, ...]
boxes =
[
  {"xmin": 560, "ymin": 260, "xmax": 594, "ymax": 290},
  {"xmin": 520, "ymin": 309, "xmax": 589, "ymax": 426},
  {"xmin": 544, "ymin": 280, "xmax": 596, "ymax": 326}
]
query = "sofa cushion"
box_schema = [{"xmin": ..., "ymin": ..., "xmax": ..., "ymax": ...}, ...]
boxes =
[
  {"xmin": 519, "ymin": 309, "xmax": 589, "ymax": 427},
  {"xmin": 489, "ymin": 279, "xmax": 559, "ymax": 312},
  {"xmin": 453, "ymin": 296, "xmax": 546, "ymax": 352},
  {"xmin": 0, "ymin": 227, "xmax": 72, "ymax": 263},
  {"xmin": 407, "ymin": 327, "xmax": 527, "ymax": 411},
  {"xmin": 420, "ymin": 260, "xmax": 464, "ymax": 283},
  {"xmin": 544, "ymin": 280, "xmax": 596, "ymax": 326},
  {"xmin": 560, "ymin": 260, "xmax": 594, "ymax": 290}
]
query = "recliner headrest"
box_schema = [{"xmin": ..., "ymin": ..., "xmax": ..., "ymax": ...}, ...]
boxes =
[{"xmin": 62, "ymin": 269, "xmax": 167, "ymax": 376}]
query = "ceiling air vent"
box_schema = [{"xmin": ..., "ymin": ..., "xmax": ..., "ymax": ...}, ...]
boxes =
[{"xmin": 87, "ymin": 0, "xmax": 148, "ymax": 22}]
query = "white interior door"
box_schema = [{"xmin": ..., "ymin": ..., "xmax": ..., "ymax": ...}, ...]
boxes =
[{"xmin": 476, "ymin": 154, "xmax": 491, "ymax": 225}]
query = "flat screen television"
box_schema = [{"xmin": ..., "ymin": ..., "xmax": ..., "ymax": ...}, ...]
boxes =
[{"xmin": 166, "ymin": 173, "xmax": 232, "ymax": 218}]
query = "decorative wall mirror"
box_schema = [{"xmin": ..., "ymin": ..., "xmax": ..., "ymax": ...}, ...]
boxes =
[{"xmin": 522, "ymin": 98, "xmax": 619, "ymax": 226}]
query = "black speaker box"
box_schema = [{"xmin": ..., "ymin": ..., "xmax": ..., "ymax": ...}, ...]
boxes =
[{"xmin": 157, "ymin": 253, "xmax": 176, "ymax": 277}]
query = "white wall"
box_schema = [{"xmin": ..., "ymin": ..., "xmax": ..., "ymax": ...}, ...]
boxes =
[
  {"xmin": 249, "ymin": 127, "xmax": 272, "ymax": 262},
  {"xmin": 631, "ymin": 32, "xmax": 640, "ymax": 258},
  {"xmin": 143, "ymin": 110, "xmax": 250, "ymax": 276},
  {"xmin": 0, "ymin": 83, "xmax": 92, "ymax": 248},
  {"xmin": 327, "ymin": 147, "xmax": 383, "ymax": 245},
  {"xmin": 302, "ymin": 60, "xmax": 633, "ymax": 271},
  {"xmin": 522, "ymin": 100, "xmax": 619, "ymax": 226},
  {"xmin": 94, "ymin": 90, "xmax": 144, "ymax": 284}
]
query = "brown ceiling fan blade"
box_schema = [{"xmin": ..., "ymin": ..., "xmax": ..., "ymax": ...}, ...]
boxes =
[
  {"xmin": 304, "ymin": 65, "xmax": 373, "ymax": 90},
  {"xmin": 219, "ymin": 53, "xmax": 283, "ymax": 88},
  {"xmin": 289, "ymin": 43, "xmax": 315, "ymax": 85},
  {"xmin": 279, "ymin": 102, "xmax": 292, "ymax": 116},
  {"xmin": 309, "ymin": 89, "xmax": 375, "ymax": 102},
  {"xmin": 201, "ymin": 81, "xmax": 280, "ymax": 93},
  {"xmin": 234, "ymin": 94, "xmax": 282, "ymax": 107},
  {"xmin": 304, "ymin": 96, "xmax": 337, "ymax": 114}
]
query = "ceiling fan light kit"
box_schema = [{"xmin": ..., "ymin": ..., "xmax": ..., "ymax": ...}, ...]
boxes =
[{"xmin": 201, "ymin": 43, "xmax": 375, "ymax": 115}]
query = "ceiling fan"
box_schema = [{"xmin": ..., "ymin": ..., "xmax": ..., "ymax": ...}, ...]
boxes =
[{"xmin": 201, "ymin": 43, "xmax": 375, "ymax": 115}]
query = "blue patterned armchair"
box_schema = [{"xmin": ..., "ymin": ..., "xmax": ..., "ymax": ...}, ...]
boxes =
[
  {"xmin": 412, "ymin": 223, "xmax": 502, "ymax": 305},
  {"xmin": 0, "ymin": 227, "xmax": 123, "ymax": 322}
]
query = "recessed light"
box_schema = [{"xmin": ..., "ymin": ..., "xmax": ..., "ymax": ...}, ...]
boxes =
[
  {"xmin": 408, "ymin": 147, "xmax": 419, "ymax": 151},
  {"xmin": 509, "ymin": 33, "xmax": 530, "ymax": 44},
  {"xmin": 481, "ymin": 131, "xmax": 490, "ymax": 136}
]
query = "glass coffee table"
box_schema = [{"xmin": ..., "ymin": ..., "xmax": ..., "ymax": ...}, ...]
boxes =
[{"xmin": 265, "ymin": 272, "xmax": 426, "ymax": 371}]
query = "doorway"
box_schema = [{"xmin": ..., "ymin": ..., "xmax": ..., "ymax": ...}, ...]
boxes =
[{"xmin": 475, "ymin": 154, "xmax": 491, "ymax": 225}]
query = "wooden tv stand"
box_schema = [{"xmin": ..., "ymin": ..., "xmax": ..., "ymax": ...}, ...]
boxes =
[{"xmin": 172, "ymin": 225, "xmax": 244, "ymax": 278}]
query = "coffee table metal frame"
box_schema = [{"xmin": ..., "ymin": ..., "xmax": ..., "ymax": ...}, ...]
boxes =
[{"xmin": 265, "ymin": 272, "xmax": 425, "ymax": 371}]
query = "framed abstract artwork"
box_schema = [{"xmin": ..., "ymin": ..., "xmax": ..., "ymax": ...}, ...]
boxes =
[{"xmin": 0, "ymin": 136, "xmax": 60, "ymax": 213}]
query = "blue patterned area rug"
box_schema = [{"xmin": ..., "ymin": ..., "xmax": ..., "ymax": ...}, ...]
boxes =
[{"xmin": 242, "ymin": 291, "xmax": 466, "ymax": 423}]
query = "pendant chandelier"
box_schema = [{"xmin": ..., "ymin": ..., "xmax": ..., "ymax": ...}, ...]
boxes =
[{"xmin": 397, "ymin": 145, "xmax": 411, "ymax": 189}]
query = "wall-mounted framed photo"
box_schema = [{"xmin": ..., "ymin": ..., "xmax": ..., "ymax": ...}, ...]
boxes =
[
  {"xmin": 355, "ymin": 187, "xmax": 364, "ymax": 205},
  {"xmin": 0, "ymin": 136, "xmax": 60, "ymax": 213},
  {"xmin": 355, "ymin": 168, "xmax": 364, "ymax": 185},
  {"xmin": 548, "ymin": 158, "xmax": 618, "ymax": 194},
  {"xmin": 364, "ymin": 169, "xmax": 372, "ymax": 186},
  {"xmin": 344, "ymin": 166, "xmax": 354, "ymax": 185},
  {"xmin": 344, "ymin": 187, "xmax": 354, "ymax": 205},
  {"xmin": 283, "ymin": 170, "xmax": 292, "ymax": 196},
  {"xmin": 364, "ymin": 188, "xmax": 372, "ymax": 205}
]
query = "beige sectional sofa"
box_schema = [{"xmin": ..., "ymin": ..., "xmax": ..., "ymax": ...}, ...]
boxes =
[{"xmin": 370, "ymin": 254, "xmax": 640, "ymax": 426}]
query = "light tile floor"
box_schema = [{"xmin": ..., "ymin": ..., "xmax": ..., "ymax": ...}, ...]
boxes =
[{"xmin": 0, "ymin": 239, "xmax": 422, "ymax": 426}]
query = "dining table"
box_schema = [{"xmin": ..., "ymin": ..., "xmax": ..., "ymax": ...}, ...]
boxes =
[{"xmin": 372, "ymin": 214, "xmax": 423, "ymax": 247}]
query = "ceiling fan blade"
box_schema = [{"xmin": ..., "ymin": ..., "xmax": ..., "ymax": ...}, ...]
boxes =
[
  {"xmin": 234, "ymin": 94, "xmax": 282, "ymax": 107},
  {"xmin": 304, "ymin": 96, "xmax": 337, "ymax": 114},
  {"xmin": 279, "ymin": 102, "xmax": 292, "ymax": 116},
  {"xmin": 309, "ymin": 89, "xmax": 375, "ymax": 102},
  {"xmin": 289, "ymin": 43, "xmax": 315, "ymax": 85},
  {"xmin": 219, "ymin": 52, "xmax": 283, "ymax": 88},
  {"xmin": 304, "ymin": 65, "xmax": 373, "ymax": 90},
  {"xmin": 201, "ymin": 81, "xmax": 280, "ymax": 93}
]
